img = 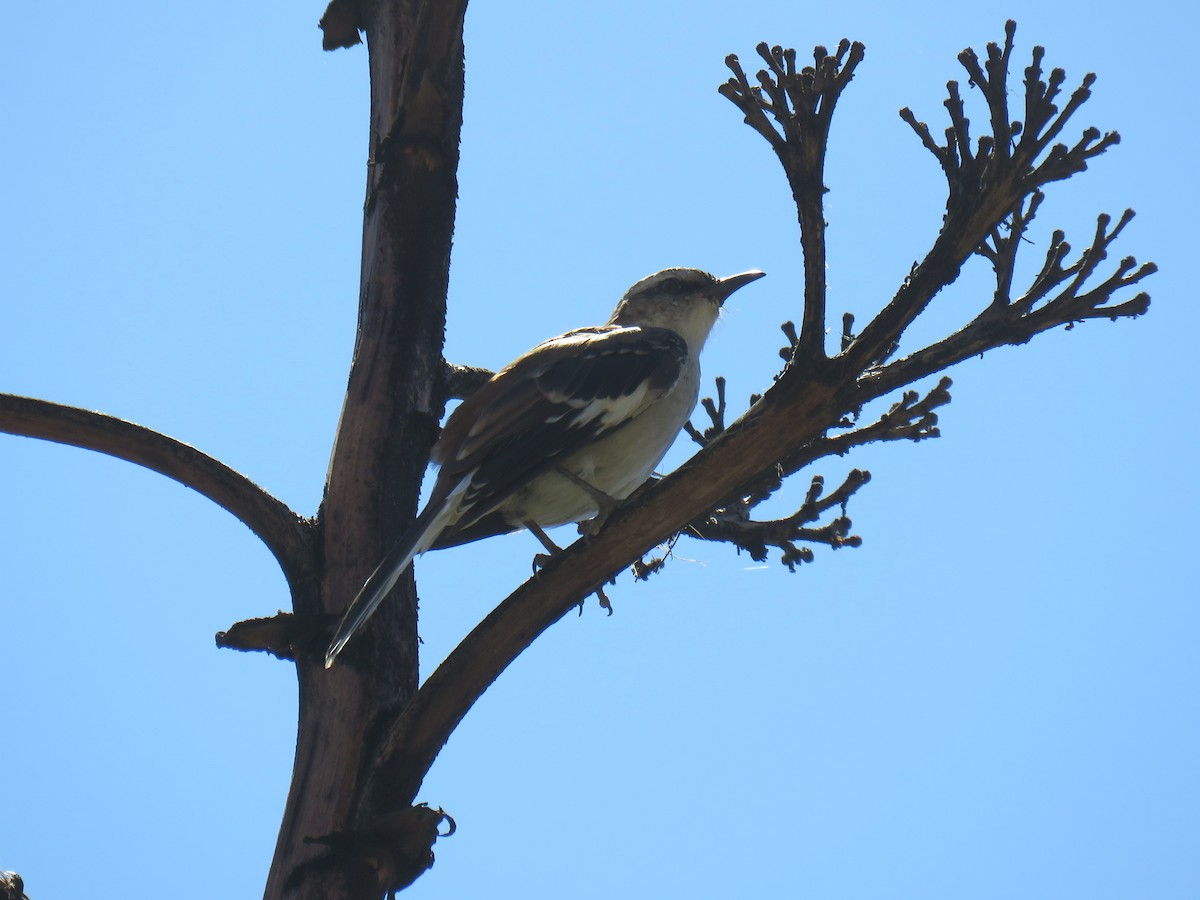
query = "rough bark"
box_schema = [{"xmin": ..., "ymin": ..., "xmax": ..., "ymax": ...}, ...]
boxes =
[{"xmin": 263, "ymin": 1, "xmax": 468, "ymax": 896}]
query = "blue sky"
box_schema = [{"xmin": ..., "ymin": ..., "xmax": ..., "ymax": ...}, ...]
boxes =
[{"xmin": 2, "ymin": 1, "xmax": 1196, "ymax": 897}]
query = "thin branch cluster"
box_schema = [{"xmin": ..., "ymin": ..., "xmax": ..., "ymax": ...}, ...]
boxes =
[
  {"xmin": 647, "ymin": 19, "xmax": 1153, "ymax": 580},
  {"xmin": 898, "ymin": 23, "xmax": 1121, "ymax": 216},
  {"xmin": 719, "ymin": 38, "xmax": 865, "ymax": 178},
  {"xmin": 652, "ymin": 374, "xmax": 950, "ymax": 577},
  {"xmin": 978, "ymin": 197, "xmax": 1154, "ymax": 332}
]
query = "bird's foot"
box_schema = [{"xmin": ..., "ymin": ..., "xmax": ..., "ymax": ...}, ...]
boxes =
[
  {"xmin": 526, "ymin": 521, "xmax": 562, "ymax": 573},
  {"xmin": 524, "ymin": 516, "xmax": 613, "ymax": 615},
  {"xmin": 594, "ymin": 584, "xmax": 613, "ymax": 615}
]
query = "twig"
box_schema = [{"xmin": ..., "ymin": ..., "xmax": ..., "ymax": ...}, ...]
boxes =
[
  {"xmin": 442, "ymin": 363, "xmax": 493, "ymax": 400},
  {"xmin": 215, "ymin": 611, "xmax": 332, "ymax": 661},
  {"xmin": 685, "ymin": 376, "xmax": 729, "ymax": 446},
  {"xmin": 684, "ymin": 470, "xmax": 868, "ymax": 572}
]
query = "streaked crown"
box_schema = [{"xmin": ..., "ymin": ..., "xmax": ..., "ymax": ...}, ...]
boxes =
[{"xmin": 609, "ymin": 267, "xmax": 765, "ymax": 350}]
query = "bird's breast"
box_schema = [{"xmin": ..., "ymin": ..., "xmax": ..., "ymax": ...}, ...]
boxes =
[{"xmin": 498, "ymin": 360, "xmax": 701, "ymax": 528}]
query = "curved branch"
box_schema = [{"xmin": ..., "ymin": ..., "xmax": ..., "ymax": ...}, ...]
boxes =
[{"xmin": 0, "ymin": 393, "xmax": 314, "ymax": 589}]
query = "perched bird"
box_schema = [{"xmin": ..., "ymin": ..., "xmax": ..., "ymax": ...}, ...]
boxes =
[{"xmin": 325, "ymin": 267, "xmax": 765, "ymax": 667}]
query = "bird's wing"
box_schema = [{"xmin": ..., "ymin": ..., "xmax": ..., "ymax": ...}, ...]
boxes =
[
  {"xmin": 325, "ymin": 325, "xmax": 688, "ymax": 667},
  {"xmin": 430, "ymin": 324, "xmax": 688, "ymax": 529}
]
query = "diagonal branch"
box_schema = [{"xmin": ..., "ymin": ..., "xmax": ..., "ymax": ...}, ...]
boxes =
[
  {"xmin": 362, "ymin": 372, "xmax": 845, "ymax": 813},
  {"xmin": 0, "ymin": 393, "xmax": 315, "ymax": 591},
  {"xmin": 686, "ymin": 373, "xmax": 948, "ymax": 511}
]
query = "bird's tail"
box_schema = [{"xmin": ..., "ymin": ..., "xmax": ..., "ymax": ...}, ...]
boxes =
[{"xmin": 324, "ymin": 495, "xmax": 459, "ymax": 668}]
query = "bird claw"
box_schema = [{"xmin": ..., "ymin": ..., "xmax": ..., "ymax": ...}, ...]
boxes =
[
  {"xmin": 595, "ymin": 585, "xmax": 613, "ymax": 615},
  {"xmin": 574, "ymin": 586, "xmax": 612, "ymax": 616},
  {"xmin": 526, "ymin": 521, "xmax": 564, "ymax": 574},
  {"xmin": 523, "ymin": 513, "xmax": 613, "ymax": 614}
]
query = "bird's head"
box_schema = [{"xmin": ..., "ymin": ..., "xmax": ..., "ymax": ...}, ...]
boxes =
[{"xmin": 609, "ymin": 268, "xmax": 765, "ymax": 350}]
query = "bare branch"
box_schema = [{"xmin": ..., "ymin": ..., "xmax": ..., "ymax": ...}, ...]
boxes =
[
  {"xmin": 861, "ymin": 211, "xmax": 1153, "ymax": 399},
  {"xmin": 705, "ymin": 377, "xmax": 949, "ymax": 539},
  {"xmin": 668, "ymin": 366, "xmax": 948, "ymax": 577},
  {"xmin": 819, "ymin": 378, "xmax": 950, "ymax": 452},
  {"xmin": 442, "ymin": 362, "xmax": 494, "ymax": 400},
  {"xmin": 0, "ymin": 393, "xmax": 314, "ymax": 591},
  {"xmin": 839, "ymin": 314, "xmax": 857, "ymax": 353},
  {"xmin": 682, "ymin": 469, "xmax": 869, "ymax": 572},
  {"xmin": 215, "ymin": 611, "xmax": 333, "ymax": 661},
  {"xmin": 685, "ymin": 376, "xmax": 730, "ymax": 446},
  {"xmin": 721, "ymin": 39, "xmax": 865, "ymax": 361},
  {"xmin": 849, "ymin": 21, "xmax": 1123, "ymax": 373},
  {"xmin": 319, "ymin": 0, "xmax": 363, "ymax": 51},
  {"xmin": 735, "ymin": 378, "xmax": 952, "ymax": 511}
]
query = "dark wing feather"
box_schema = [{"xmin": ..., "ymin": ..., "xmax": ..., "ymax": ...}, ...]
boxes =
[{"xmin": 428, "ymin": 325, "xmax": 686, "ymax": 540}]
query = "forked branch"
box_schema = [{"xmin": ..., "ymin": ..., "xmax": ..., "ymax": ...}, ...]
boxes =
[
  {"xmin": 660, "ymin": 376, "xmax": 948, "ymax": 574},
  {"xmin": 849, "ymin": 20, "xmax": 1123, "ymax": 374},
  {"xmin": 864, "ymin": 207, "xmax": 1153, "ymax": 398},
  {"xmin": 721, "ymin": 40, "xmax": 865, "ymax": 360},
  {"xmin": 679, "ymin": 469, "xmax": 868, "ymax": 572}
]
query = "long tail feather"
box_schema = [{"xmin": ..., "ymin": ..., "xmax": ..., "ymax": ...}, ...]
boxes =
[{"xmin": 324, "ymin": 491, "xmax": 462, "ymax": 668}]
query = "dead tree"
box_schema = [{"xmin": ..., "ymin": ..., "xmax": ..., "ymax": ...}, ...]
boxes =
[{"xmin": 0, "ymin": 4, "xmax": 1152, "ymax": 897}]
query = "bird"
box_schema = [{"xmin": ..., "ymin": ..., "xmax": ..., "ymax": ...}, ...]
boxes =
[{"xmin": 324, "ymin": 267, "xmax": 765, "ymax": 667}]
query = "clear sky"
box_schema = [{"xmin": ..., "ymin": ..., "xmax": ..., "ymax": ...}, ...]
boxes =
[{"xmin": 2, "ymin": 1, "xmax": 1196, "ymax": 898}]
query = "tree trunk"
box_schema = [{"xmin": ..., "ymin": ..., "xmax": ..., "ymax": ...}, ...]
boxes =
[{"xmin": 264, "ymin": 2, "xmax": 468, "ymax": 896}]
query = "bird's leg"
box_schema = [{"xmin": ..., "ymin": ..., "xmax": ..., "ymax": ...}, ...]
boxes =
[
  {"xmin": 552, "ymin": 465, "xmax": 623, "ymax": 536},
  {"xmin": 525, "ymin": 521, "xmax": 562, "ymax": 572},
  {"xmin": 524, "ymin": 518, "xmax": 614, "ymax": 616}
]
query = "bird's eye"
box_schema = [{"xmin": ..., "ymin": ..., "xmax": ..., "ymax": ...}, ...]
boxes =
[{"xmin": 659, "ymin": 277, "xmax": 683, "ymax": 293}]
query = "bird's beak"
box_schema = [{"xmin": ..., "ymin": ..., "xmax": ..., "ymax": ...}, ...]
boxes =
[{"xmin": 716, "ymin": 270, "xmax": 766, "ymax": 304}]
